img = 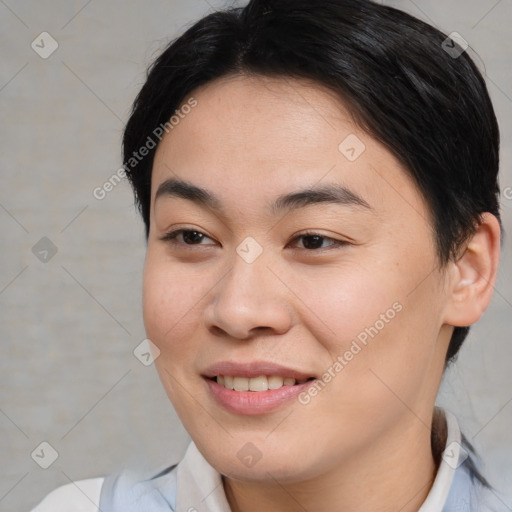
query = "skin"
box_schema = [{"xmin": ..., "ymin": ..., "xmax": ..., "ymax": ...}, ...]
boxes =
[{"xmin": 142, "ymin": 75, "xmax": 500, "ymax": 512}]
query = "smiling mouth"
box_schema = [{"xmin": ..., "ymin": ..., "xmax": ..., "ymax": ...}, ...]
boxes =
[{"xmin": 208, "ymin": 375, "xmax": 315, "ymax": 392}]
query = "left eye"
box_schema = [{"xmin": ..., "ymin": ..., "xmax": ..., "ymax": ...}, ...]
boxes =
[{"xmin": 290, "ymin": 234, "xmax": 345, "ymax": 250}]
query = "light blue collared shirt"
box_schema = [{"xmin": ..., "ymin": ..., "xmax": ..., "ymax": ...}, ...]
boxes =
[{"xmin": 31, "ymin": 409, "xmax": 509, "ymax": 511}]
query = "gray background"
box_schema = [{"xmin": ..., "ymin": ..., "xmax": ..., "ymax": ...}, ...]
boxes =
[{"xmin": 0, "ymin": 1, "xmax": 511, "ymax": 510}]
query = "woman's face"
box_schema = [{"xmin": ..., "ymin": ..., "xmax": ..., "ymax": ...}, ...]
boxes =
[{"xmin": 143, "ymin": 75, "xmax": 453, "ymax": 482}]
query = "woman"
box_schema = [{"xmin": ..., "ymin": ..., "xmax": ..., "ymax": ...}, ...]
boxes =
[{"xmin": 31, "ymin": 0, "xmax": 507, "ymax": 510}]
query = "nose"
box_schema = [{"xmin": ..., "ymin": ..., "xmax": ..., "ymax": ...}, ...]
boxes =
[{"xmin": 203, "ymin": 250, "xmax": 294, "ymax": 340}]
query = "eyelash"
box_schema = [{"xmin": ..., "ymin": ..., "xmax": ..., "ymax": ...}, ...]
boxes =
[{"xmin": 159, "ymin": 228, "xmax": 349, "ymax": 251}]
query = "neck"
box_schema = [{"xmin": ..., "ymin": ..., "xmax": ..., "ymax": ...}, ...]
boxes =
[{"xmin": 223, "ymin": 411, "xmax": 444, "ymax": 512}]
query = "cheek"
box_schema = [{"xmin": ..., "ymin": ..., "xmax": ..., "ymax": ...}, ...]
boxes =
[
  {"xmin": 290, "ymin": 262, "xmax": 401, "ymax": 349},
  {"xmin": 142, "ymin": 252, "xmax": 207, "ymax": 418},
  {"xmin": 142, "ymin": 251, "xmax": 205, "ymax": 353},
  {"xmin": 326, "ymin": 288, "xmax": 445, "ymax": 427},
  {"xmin": 298, "ymin": 257, "xmax": 444, "ymax": 392}
]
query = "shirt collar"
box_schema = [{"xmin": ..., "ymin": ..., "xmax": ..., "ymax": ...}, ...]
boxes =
[
  {"xmin": 175, "ymin": 409, "xmax": 462, "ymax": 512},
  {"xmin": 418, "ymin": 409, "xmax": 462, "ymax": 511},
  {"xmin": 176, "ymin": 441, "xmax": 231, "ymax": 512}
]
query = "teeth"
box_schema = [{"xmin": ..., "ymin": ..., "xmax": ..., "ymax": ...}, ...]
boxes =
[
  {"xmin": 249, "ymin": 376, "xmax": 268, "ymax": 391},
  {"xmin": 268, "ymin": 375, "xmax": 285, "ymax": 389},
  {"xmin": 215, "ymin": 375, "xmax": 310, "ymax": 392},
  {"xmin": 233, "ymin": 376, "xmax": 249, "ymax": 391}
]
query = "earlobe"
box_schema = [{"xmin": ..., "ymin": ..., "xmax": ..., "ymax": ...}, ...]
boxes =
[{"xmin": 443, "ymin": 213, "xmax": 501, "ymax": 327}]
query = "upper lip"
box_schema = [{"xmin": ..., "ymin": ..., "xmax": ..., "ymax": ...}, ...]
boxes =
[{"xmin": 202, "ymin": 361, "xmax": 315, "ymax": 380}]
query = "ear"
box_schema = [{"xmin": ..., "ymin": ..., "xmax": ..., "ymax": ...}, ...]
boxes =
[{"xmin": 443, "ymin": 213, "xmax": 501, "ymax": 327}]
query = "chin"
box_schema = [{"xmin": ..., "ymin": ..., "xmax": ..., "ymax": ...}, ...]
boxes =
[{"xmin": 195, "ymin": 436, "xmax": 319, "ymax": 483}]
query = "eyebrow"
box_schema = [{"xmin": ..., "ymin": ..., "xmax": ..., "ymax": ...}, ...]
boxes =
[
  {"xmin": 155, "ymin": 178, "xmax": 222, "ymax": 211},
  {"xmin": 154, "ymin": 178, "xmax": 372, "ymax": 215},
  {"xmin": 271, "ymin": 183, "xmax": 372, "ymax": 214}
]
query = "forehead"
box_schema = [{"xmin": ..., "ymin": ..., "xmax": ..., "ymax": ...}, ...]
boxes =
[
  {"xmin": 154, "ymin": 74, "xmax": 359, "ymax": 173},
  {"xmin": 151, "ymin": 74, "xmax": 427, "ymax": 222}
]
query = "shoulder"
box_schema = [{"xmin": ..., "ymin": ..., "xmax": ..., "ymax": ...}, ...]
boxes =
[
  {"xmin": 98, "ymin": 462, "xmax": 179, "ymax": 510},
  {"xmin": 422, "ymin": 409, "xmax": 510, "ymax": 512},
  {"xmin": 30, "ymin": 477, "xmax": 104, "ymax": 512},
  {"xmin": 448, "ymin": 465, "xmax": 510, "ymax": 511},
  {"xmin": 30, "ymin": 461, "xmax": 181, "ymax": 511}
]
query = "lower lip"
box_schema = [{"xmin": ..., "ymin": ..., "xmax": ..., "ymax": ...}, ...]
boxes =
[{"xmin": 204, "ymin": 378, "xmax": 315, "ymax": 415}]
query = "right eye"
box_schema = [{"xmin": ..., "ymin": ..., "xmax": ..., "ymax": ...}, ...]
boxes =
[{"xmin": 160, "ymin": 229, "xmax": 217, "ymax": 246}]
